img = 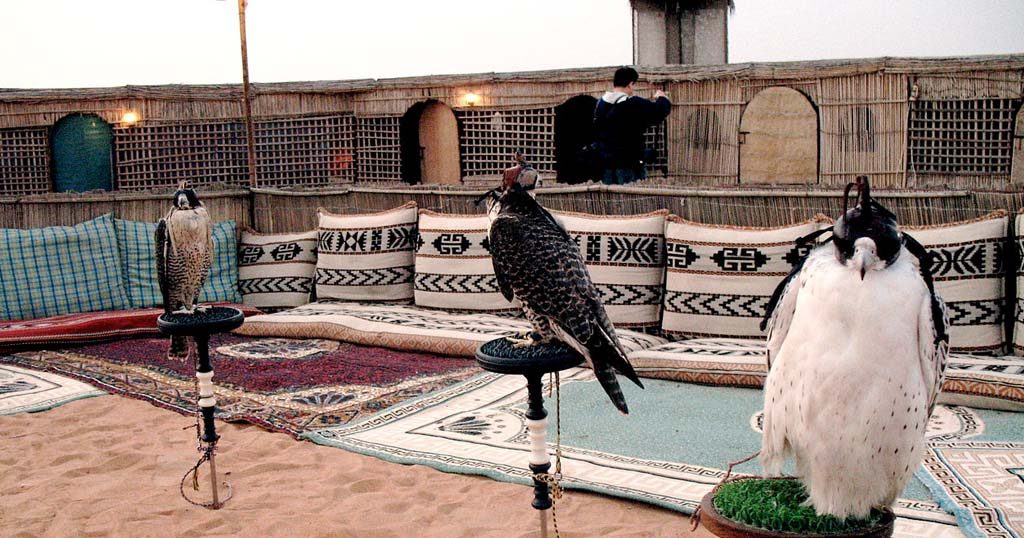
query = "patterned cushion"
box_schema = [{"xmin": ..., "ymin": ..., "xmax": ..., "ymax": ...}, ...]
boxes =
[
  {"xmin": 238, "ymin": 229, "xmax": 317, "ymax": 309},
  {"xmin": 627, "ymin": 338, "xmax": 1024, "ymax": 411},
  {"xmin": 904, "ymin": 211, "xmax": 1009, "ymax": 354},
  {"xmin": 316, "ymin": 203, "xmax": 417, "ymax": 302},
  {"xmin": 115, "ymin": 218, "xmax": 242, "ymax": 308},
  {"xmin": 552, "ymin": 209, "xmax": 668, "ymax": 328},
  {"xmin": 1014, "ymin": 212, "xmax": 1023, "ymax": 356},
  {"xmin": 660, "ymin": 215, "xmax": 828, "ymax": 338},
  {"xmin": 414, "ymin": 211, "xmax": 516, "ymax": 312},
  {"xmin": 0, "ymin": 214, "xmax": 129, "ymax": 321},
  {"xmin": 235, "ymin": 301, "xmax": 667, "ymax": 358}
]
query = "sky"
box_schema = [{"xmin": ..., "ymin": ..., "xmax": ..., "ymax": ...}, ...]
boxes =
[{"xmin": 1, "ymin": 0, "xmax": 1022, "ymax": 89}]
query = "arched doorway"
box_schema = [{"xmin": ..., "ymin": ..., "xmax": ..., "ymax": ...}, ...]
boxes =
[
  {"xmin": 739, "ymin": 87, "xmax": 818, "ymax": 185},
  {"xmin": 51, "ymin": 113, "xmax": 114, "ymax": 192},
  {"xmin": 554, "ymin": 95, "xmax": 598, "ymax": 184},
  {"xmin": 410, "ymin": 100, "xmax": 461, "ymax": 185}
]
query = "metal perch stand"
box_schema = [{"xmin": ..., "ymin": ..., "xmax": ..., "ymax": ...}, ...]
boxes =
[
  {"xmin": 475, "ymin": 337, "xmax": 584, "ymax": 538},
  {"xmin": 157, "ymin": 306, "xmax": 245, "ymax": 510}
]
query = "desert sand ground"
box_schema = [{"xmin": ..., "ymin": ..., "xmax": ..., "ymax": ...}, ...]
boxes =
[{"xmin": 1, "ymin": 395, "xmax": 710, "ymax": 537}]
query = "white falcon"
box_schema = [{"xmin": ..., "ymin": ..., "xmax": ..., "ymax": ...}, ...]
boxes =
[{"xmin": 759, "ymin": 176, "xmax": 949, "ymax": 519}]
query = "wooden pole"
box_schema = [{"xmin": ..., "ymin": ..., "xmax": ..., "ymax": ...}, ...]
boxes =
[{"xmin": 238, "ymin": 0, "xmax": 257, "ymax": 188}]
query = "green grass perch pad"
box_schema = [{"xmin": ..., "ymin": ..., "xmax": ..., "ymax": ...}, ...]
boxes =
[{"xmin": 712, "ymin": 478, "xmax": 887, "ymax": 535}]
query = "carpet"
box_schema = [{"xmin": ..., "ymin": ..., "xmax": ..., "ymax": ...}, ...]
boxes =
[
  {"xmin": 302, "ymin": 368, "xmax": 1024, "ymax": 538},
  {"xmin": 918, "ymin": 442, "xmax": 1024, "ymax": 538},
  {"xmin": 0, "ymin": 335, "xmax": 477, "ymax": 437},
  {"xmin": 0, "ymin": 364, "xmax": 104, "ymax": 415}
]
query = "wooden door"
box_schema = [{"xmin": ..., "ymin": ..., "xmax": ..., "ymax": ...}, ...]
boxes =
[
  {"xmin": 51, "ymin": 113, "xmax": 114, "ymax": 192},
  {"xmin": 739, "ymin": 87, "xmax": 818, "ymax": 185},
  {"xmin": 418, "ymin": 101, "xmax": 461, "ymax": 185}
]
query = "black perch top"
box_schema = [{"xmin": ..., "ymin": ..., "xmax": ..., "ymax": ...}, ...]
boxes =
[
  {"xmin": 476, "ymin": 336, "xmax": 584, "ymax": 376},
  {"xmin": 157, "ymin": 306, "xmax": 245, "ymax": 336}
]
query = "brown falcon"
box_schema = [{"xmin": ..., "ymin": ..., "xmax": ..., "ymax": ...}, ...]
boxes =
[
  {"xmin": 482, "ymin": 155, "xmax": 643, "ymax": 414},
  {"xmin": 156, "ymin": 182, "xmax": 214, "ymax": 358}
]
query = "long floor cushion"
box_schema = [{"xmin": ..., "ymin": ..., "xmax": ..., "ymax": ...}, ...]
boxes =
[
  {"xmin": 234, "ymin": 301, "xmax": 668, "ymax": 358},
  {"xmin": 628, "ymin": 338, "xmax": 1024, "ymax": 412},
  {"xmin": 0, "ymin": 303, "xmax": 262, "ymax": 352}
]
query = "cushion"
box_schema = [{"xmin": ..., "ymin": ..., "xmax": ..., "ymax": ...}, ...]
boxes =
[
  {"xmin": 904, "ymin": 211, "xmax": 1009, "ymax": 354},
  {"xmin": 414, "ymin": 210, "xmax": 516, "ymax": 312},
  {"xmin": 316, "ymin": 202, "xmax": 417, "ymax": 302},
  {"xmin": 0, "ymin": 303, "xmax": 262, "ymax": 352},
  {"xmin": 0, "ymin": 214, "xmax": 130, "ymax": 321},
  {"xmin": 115, "ymin": 218, "xmax": 243, "ymax": 308},
  {"xmin": 552, "ymin": 209, "xmax": 668, "ymax": 328},
  {"xmin": 238, "ymin": 229, "xmax": 318, "ymax": 309},
  {"xmin": 661, "ymin": 215, "xmax": 828, "ymax": 339},
  {"xmin": 1014, "ymin": 211, "xmax": 1023, "ymax": 356},
  {"xmin": 234, "ymin": 301, "xmax": 668, "ymax": 358},
  {"xmin": 627, "ymin": 337, "xmax": 1024, "ymax": 411}
]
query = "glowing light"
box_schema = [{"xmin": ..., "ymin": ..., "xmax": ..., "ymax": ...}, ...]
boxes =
[
  {"xmin": 463, "ymin": 92, "xmax": 481, "ymax": 106},
  {"xmin": 121, "ymin": 111, "xmax": 140, "ymax": 126}
]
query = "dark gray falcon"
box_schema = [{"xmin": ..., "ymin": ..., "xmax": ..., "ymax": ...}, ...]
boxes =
[
  {"xmin": 156, "ymin": 182, "xmax": 214, "ymax": 358},
  {"xmin": 481, "ymin": 155, "xmax": 643, "ymax": 414}
]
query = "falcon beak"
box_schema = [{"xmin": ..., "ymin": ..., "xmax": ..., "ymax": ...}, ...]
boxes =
[{"xmin": 851, "ymin": 245, "xmax": 877, "ymax": 281}]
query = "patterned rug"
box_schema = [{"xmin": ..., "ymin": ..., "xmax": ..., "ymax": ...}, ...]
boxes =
[
  {"xmin": 0, "ymin": 364, "xmax": 105, "ymax": 415},
  {"xmin": 0, "ymin": 335, "xmax": 477, "ymax": 436},
  {"xmin": 305, "ymin": 369, "xmax": 976, "ymax": 538},
  {"xmin": 918, "ymin": 442, "xmax": 1024, "ymax": 538}
]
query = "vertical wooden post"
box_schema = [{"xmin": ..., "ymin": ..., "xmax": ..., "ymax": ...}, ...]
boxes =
[{"xmin": 238, "ymin": 0, "xmax": 257, "ymax": 188}]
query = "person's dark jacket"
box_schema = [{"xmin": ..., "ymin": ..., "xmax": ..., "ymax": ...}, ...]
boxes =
[{"xmin": 594, "ymin": 92, "xmax": 671, "ymax": 171}]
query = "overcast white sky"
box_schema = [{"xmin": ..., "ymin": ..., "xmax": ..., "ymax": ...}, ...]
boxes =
[{"xmin": 2, "ymin": 0, "xmax": 1022, "ymax": 88}]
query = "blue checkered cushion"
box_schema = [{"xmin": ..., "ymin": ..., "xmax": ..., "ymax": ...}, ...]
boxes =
[
  {"xmin": 115, "ymin": 218, "xmax": 242, "ymax": 308},
  {"xmin": 0, "ymin": 214, "xmax": 130, "ymax": 321}
]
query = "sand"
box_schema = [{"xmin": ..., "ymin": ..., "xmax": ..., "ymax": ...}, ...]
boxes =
[{"xmin": 1, "ymin": 396, "xmax": 711, "ymax": 538}]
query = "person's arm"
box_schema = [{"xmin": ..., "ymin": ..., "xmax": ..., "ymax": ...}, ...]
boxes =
[{"xmin": 634, "ymin": 91, "xmax": 671, "ymax": 126}]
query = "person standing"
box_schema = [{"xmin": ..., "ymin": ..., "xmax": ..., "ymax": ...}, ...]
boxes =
[{"xmin": 594, "ymin": 67, "xmax": 671, "ymax": 185}]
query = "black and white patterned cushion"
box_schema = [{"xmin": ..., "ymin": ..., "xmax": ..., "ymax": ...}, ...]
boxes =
[
  {"xmin": 315, "ymin": 202, "xmax": 417, "ymax": 302},
  {"xmin": 414, "ymin": 211, "xmax": 517, "ymax": 312},
  {"xmin": 661, "ymin": 215, "xmax": 828, "ymax": 338},
  {"xmin": 552, "ymin": 210, "xmax": 668, "ymax": 328},
  {"xmin": 905, "ymin": 211, "xmax": 1009, "ymax": 355},
  {"xmin": 238, "ymin": 229, "xmax": 317, "ymax": 309}
]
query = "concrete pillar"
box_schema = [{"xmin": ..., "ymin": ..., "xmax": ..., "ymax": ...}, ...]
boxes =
[{"xmin": 631, "ymin": 0, "xmax": 729, "ymax": 66}]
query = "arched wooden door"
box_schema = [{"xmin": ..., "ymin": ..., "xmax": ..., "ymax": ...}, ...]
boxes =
[
  {"xmin": 418, "ymin": 101, "xmax": 461, "ymax": 185},
  {"xmin": 739, "ymin": 87, "xmax": 818, "ymax": 185},
  {"xmin": 51, "ymin": 113, "xmax": 114, "ymax": 192}
]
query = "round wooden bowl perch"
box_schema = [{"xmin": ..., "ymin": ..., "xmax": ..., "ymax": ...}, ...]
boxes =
[{"xmin": 698, "ymin": 478, "xmax": 896, "ymax": 538}]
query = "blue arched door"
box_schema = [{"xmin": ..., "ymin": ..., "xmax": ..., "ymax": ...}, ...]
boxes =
[{"xmin": 51, "ymin": 113, "xmax": 114, "ymax": 192}]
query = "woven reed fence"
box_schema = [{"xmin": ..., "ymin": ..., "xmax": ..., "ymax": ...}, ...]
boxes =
[
  {"xmin": 0, "ymin": 190, "xmax": 251, "ymax": 229},
  {"xmin": 250, "ymin": 184, "xmax": 1024, "ymax": 233},
  {"xmin": 1, "ymin": 56, "xmax": 1022, "ymax": 196}
]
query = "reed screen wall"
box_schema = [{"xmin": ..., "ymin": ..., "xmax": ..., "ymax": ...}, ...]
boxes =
[
  {"xmin": 355, "ymin": 115, "xmax": 403, "ymax": 182},
  {"xmin": 0, "ymin": 127, "xmax": 51, "ymax": 196},
  {"xmin": 457, "ymin": 107, "xmax": 557, "ymax": 178}
]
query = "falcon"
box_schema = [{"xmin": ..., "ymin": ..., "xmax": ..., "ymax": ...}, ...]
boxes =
[
  {"xmin": 759, "ymin": 176, "xmax": 949, "ymax": 519},
  {"xmin": 480, "ymin": 153, "xmax": 643, "ymax": 414},
  {"xmin": 156, "ymin": 182, "xmax": 214, "ymax": 358}
]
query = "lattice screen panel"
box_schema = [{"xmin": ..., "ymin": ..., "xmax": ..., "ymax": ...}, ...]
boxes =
[
  {"xmin": 254, "ymin": 115, "xmax": 355, "ymax": 187},
  {"xmin": 458, "ymin": 108, "xmax": 556, "ymax": 178},
  {"xmin": 356, "ymin": 116, "xmax": 403, "ymax": 182},
  {"xmin": 114, "ymin": 121, "xmax": 248, "ymax": 190},
  {"xmin": 908, "ymin": 99, "xmax": 1019, "ymax": 176},
  {"xmin": 644, "ymin": 121, "xmax": 668, "ymax": 175},
  {"xmin": 0, "ymin": 127, "xmax": 51, "ymax": 195}
]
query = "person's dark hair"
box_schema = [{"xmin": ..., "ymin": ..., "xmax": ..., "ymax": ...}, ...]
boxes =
[{"xmin": 613, "ymin": 67, "xmax": 639, "ymax": 88}]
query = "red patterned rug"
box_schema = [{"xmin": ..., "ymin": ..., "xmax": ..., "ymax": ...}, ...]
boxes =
[{"xmin": 0, "ymin": 335, "xmax": 477, "ymax": 437}]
